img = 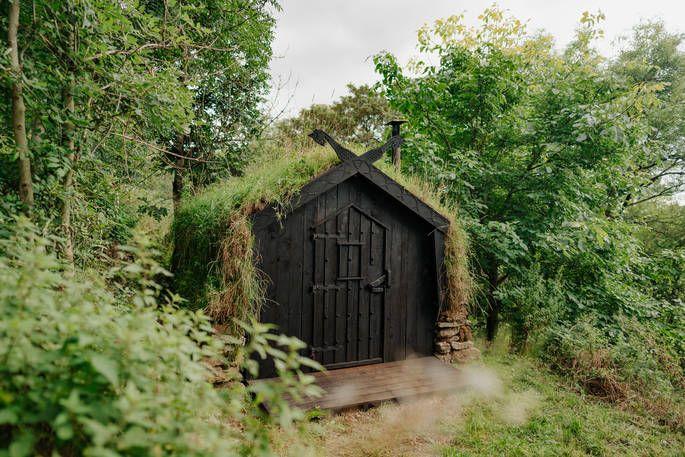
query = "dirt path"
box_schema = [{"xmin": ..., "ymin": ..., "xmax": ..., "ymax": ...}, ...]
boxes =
[{"xmin": 318, "ymin": 395, "xmax": 462, "ymax": 457}]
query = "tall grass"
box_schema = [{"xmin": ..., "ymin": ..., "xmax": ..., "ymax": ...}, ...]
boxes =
[
  {"xmin": 542, "ymin": 315, "xmax": 685, "ymax": 431},
  {"xmin": 172, "ymin": 146, "xmax": 338, "ymax": 334}
]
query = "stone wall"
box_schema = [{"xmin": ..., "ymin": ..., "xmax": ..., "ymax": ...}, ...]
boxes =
[{"xmin": 434, "ymin": 310, "xmax": 480, "ymax": 363}]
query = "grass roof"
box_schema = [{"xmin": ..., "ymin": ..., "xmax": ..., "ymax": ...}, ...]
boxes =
[{"xmin": 172, "ymin": 146, "xmax": 473, "ymax": 333}]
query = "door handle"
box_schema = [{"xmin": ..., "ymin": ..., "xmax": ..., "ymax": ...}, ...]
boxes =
[{"xmin": 367, "ymin": 274, "xmax": 386, "ymax": 293}]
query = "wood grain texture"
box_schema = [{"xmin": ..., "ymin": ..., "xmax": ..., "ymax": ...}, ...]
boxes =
[
  {"xmin": 253, "ymin": 173, "xmax": 443, "ymax": 378},
  {"xmin": 252, "ymin": 357, "xmax": 465, "ymax": 411}
]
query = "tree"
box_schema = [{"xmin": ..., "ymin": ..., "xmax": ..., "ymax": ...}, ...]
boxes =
[
  {"xmin": 613, "ymin": 22, "xmax": 685, "ymax": 206},
  {"xmin": 6, "ymin": 0, "xmax": 33, "ymax": 209},
  {"xmin": 275, "ymin": 83, "xmax": 398, "ymax": 149},
  {"xmin": 375, "ymin": 7, "xmax": 681, "ymax": 342},
  {"xmin": 159, "ymin": 0, "xmax": 278, "ymax": 209},
  {"xmin": 1, "ymin": 0, "xmax": 191, "ymax": 266},
  {"xmin": 0, "ymin": 0, "xmax": 278, "ymax": 268}
]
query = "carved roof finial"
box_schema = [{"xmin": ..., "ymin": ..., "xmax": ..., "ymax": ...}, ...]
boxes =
[
  {"xmin": 359, "ymin": 135, "xmax": 403, "ymax": 163},
  {"xmin": 309, "ymin": 129, "xmax": 404, "ymax": 165},
  {"xmin": 308, "ymin": 130, "xmax": 356, "ymax": 162}
]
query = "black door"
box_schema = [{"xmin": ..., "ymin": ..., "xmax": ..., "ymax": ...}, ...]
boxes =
[{"xmin": 309, "ymin": 204, "xmax": 388, "ymax": 369}]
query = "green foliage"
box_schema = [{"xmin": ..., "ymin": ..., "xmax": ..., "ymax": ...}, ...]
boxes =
[
  {"xmin": 0, "ymin": 0, "xmax": 278, "ymax": 267},
  {"xmin": 495, "ymin": 265, "xmax": 564, "ymax": 351},
  {"xmin": 163, "ymin": 0, "xmax": 280, "ymax": 191},
  {"xmin": 374, "ymin": 6, "xmax": 685, "ymax": 343},
  {"xmin": 274, "ymin": 84, "xmax": 398, "ymax": 149},
  {"xmin": 631, "ymin": 201, "xmax": 685, "ymax": 251},
  {"xmin": 372, "ymin": 7, "xmax": 685, "ymax": 424},
  {"xmin": 612, "ymin": 21, "xmax": 685, "ymax": 204},
  {"xmin": 0, "ymin": 219, "xmax": 321, "ymax": 456},
  {"xmin": 630, "ymin": 203, "xmax": 685, "ymax": 338}
]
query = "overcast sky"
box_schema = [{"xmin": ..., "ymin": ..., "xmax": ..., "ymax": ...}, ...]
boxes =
[{"xmin": 268, "ymin": 0, "xmax": 685, "ymax": 117}]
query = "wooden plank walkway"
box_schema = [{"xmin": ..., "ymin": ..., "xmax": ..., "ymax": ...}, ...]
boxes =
[{"xmin": 258, "ymin": 357, "xmax": 465, "ymax": 411}]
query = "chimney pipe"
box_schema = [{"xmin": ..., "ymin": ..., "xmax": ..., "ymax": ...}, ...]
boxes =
[{"xmin": 386, "ymin": 120, "xmax": 406, "ymax": 169}]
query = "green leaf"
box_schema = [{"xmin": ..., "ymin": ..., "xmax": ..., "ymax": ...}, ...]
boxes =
[
  {"xmin": 83, "ymin": 447, "xmax": 122, "ymax": 457},
  {"xmin": 56, "ymin": 423, "xmax": 74, "ymax": 440},
  {"xmin": 592, "ymin": 225, "xmax": 609, "ymax": 245},
  {"xmin": 118, "ymin": 426, "xmax": 148, "ymax": 449},
  {"xmin": 81, "ymin": 418, "xmax": 117, "ymax": 448},
  {"xmin": 0, "ymin": 409, "xmax": 17, "ymax": 424},
  {"xmin": 90, "ymin": 354, "xmax": 119, "ymax": 387},
  {"xmin": 8, "ymin": 431, "xmax": 34, "ymax": 457}
]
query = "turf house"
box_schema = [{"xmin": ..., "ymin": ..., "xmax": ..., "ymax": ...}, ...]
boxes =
[{"xmin": 172, "ymin": 130, "xmax": 478, "ymax": 380}]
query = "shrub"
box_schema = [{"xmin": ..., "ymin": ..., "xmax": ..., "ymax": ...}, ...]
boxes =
[
  {"xmin": 543, "ymin": 315, "xmax": 684, "ymax": 431},
  {"xmin": 0, "ymin": 219, "xmax": 320, "ymax": 456},
  {"xmin": 495, "ymin": 265, "xmax": 564, "ymax": 352}
]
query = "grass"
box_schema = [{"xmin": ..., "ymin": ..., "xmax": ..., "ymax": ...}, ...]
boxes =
[
  {"xmin": 442, "ymin": 353, "xmax": 684, "ymax": 457},
  {"xmin": 171, "ymin": 146, "xmax": 339, "ymax": 326},
  {"xmin": 277, "ymin": 348, "xmax": 685, "ymax": 456}
]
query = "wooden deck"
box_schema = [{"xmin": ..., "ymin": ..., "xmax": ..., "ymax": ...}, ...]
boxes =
[{"xmin": 259, "ymin": 357, "xmax": 465, "ymax": 411}]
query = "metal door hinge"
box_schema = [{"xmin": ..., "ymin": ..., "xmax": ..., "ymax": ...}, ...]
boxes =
[{"xmin": 311, "ymin": 284, "xmax": 343, "ymax": 292}]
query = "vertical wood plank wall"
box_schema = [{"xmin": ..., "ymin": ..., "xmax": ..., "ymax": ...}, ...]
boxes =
[{"xmin": 254, "ymin": 175, "xmax": 440, "ymax": 378}]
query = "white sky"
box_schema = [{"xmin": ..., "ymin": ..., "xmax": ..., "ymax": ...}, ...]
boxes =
[{"xmin": 268, "ymin": 0, "xmax": 685, "ymax": 116}]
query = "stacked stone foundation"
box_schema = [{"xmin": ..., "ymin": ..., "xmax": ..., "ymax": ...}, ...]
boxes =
[{"xmin": 434, "ymin": 310, "xmax": 480, "ymax": 363}]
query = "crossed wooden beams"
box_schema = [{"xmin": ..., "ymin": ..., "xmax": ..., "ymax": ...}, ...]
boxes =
[{"xmin": 308, "ymin": 129, "xmax": 403, "ymax": 164}]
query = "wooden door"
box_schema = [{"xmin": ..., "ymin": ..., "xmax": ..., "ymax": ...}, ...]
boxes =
[{"xmin": 309, "ymin": 204, "xmax": 388, "ymax": 369}]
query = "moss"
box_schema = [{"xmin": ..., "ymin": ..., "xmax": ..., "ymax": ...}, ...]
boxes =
[{"xmin": 172, "ymin": 146, "xmax": 473, "ymax": 330}]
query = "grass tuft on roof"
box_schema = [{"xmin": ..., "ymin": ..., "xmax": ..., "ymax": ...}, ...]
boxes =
[{"xmin": 171, "ymin": 145, "xmax": 473, "ymax": 334}]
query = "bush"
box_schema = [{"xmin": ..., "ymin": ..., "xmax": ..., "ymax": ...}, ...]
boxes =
[
  {"xmin": 543, "ymin": 315, "xmax": 684, "ymax": 431},
  {"xmin": 495, "ymin": 265, "xmax": 564, "ymax": 351},
  {"xmin": 0, "ymin": 219, "xmax": 320, "ymax": 456}
]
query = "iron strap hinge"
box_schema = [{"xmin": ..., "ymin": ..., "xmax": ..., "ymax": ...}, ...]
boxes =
[
  {"xmin": 368, "ymin": 274, "xmax": 386, "ymax": 288},
  {"xmin": 337, "ymin": 240, "xmax": 363, "ymax": 246},
  {"xmin": 311, "ymin": 233, "xmax": 344, "ymax": 240},
  {"xmin": 310, "ymin": 344, "xmax": 343, "ymax": 353},
  {"xmin": 311, "ymin": 284, "xmax": 343, "ymax": 292}
]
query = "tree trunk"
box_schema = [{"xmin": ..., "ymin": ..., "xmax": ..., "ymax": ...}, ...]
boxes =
[
  {"xmin": 61, "ymin": 80, "xmax": 76, "ymax": 270},
  {"xmin": 485, "ymin": 266, "xmax": 501, "ymax": 342},
  {"xmin": 172, "ymin": 133, "xmax": 186, "ymax": 212},
  {"xmin": 485, "ymin": 297, "xmax": 500, "ymax": 342},
  {"xmin": 392, "ymin": 143, "xmax": 401, "ymax": 169},
  {"xmin": 8, "ymin": 0, "xmax": 34, "ymax": 209}
]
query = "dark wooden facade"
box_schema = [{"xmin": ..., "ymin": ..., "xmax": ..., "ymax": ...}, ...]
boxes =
[{"xmin": 251, "ymin": 136, "xmax": 450, "ymax": 379}]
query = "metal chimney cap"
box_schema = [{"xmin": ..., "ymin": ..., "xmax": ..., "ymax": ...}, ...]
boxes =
[{"xmin": 385, "ymin": 120, "xmax": 407, "ymax": 126}]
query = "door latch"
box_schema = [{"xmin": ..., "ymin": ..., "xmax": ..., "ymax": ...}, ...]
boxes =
[{"xmin": 367, "ymin": 273, "xmax": 386, "ymax": 293}]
